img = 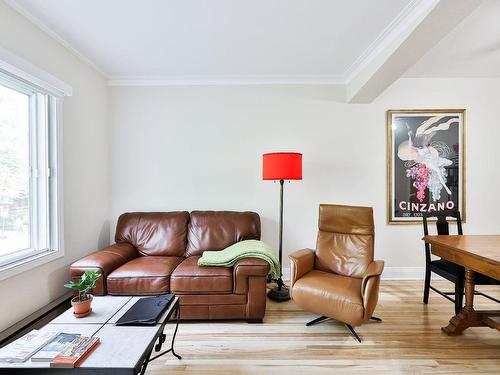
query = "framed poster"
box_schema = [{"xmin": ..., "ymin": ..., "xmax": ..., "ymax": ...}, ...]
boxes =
[{"xmin": 387, "ymin": 109, "xmax": 466, "ymax": 224}]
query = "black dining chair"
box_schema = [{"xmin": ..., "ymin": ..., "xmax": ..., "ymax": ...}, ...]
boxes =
[{"xmin": 422, "ymin": 211, "xmax": 499, "ymax": 314}]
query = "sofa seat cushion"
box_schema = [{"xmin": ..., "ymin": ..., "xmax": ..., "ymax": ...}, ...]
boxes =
[
  {"xmin": 291, "ymin": 270, "xmax": 364, "ymax": 326},
  {"xmin": 171, "ymin": 256, "xmax": 233, "ymax": 294},
  {"xmin": 107, "ymin": 256, "xmax": 184, "ymax": 295}
]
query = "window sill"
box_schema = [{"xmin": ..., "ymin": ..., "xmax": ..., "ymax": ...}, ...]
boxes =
[{"xmin": 0, "ymin": 249, "xmax": 64, "ymax": 281}]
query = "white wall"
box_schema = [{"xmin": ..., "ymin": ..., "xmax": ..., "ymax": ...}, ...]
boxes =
[
  {"xmin": 0, "ymin": 2, "xmax": 110, "ymax": 332},
  {"xmin": 109, "ymin": 79, "xmax": 500, "ymax": 275}
]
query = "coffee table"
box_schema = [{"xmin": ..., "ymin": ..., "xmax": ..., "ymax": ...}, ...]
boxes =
[{"xmin": 0, "ymin": 295, "xmax": 181, "ymax": 374}]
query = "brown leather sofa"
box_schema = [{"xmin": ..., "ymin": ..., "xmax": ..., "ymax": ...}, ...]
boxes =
[
  {"xmin": 70, "ymin": 211, "xmax": 270, "ymax": 322},
  {"xmin": 288, "ymin": 204, "xmax": 384, "ymax": 342}
]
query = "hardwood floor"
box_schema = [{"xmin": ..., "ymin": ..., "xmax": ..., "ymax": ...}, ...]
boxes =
[{"xmin": 148, "ymin": 281, "xmax": 500, "ymax": 374}]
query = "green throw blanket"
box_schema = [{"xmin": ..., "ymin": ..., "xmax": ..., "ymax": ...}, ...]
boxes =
[{"xmin": 198, "ymin": 240, "xmax": 280, "ymax": 279}]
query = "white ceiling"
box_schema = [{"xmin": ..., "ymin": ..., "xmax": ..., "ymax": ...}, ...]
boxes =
[
  {"xmin": 8, "ymin": 0, "xmax": 415, "ymax": 82},
  {"xmin": 406, "ymin": 0, "xmax": 500, "ymax": 78}
]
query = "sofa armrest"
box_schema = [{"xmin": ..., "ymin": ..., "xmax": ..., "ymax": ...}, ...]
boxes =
[
  {"xmin": 361, "ymin": 260, "xmax": 384, "ymax": 320},
  {"xmin": 288, "ymin": 249, "xmax": 315, "ymax": 288},
  {"xmin": 233, "ymin": 258, "xmax": 270, "ymax": 294},
  {"xmin": 70, "ymin": 243, "xmax": 137, "ymax": 295}
]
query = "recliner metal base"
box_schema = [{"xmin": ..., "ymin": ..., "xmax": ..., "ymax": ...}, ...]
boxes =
[
  {"xmin": 306, "ymin": 315, "xmax": 329, "ymax": 326},
  {"xmin": 345, "ymin": 323, "xmax": 361, "ymax": 343},
  {"xmin": 305, "ymin": 315, "xmax": 383, "ymax": 343}
]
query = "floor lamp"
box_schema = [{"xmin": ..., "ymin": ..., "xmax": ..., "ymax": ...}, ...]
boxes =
[{"xmin": 262, "ymin": 152, "xmax": 302, "ymax": 302}]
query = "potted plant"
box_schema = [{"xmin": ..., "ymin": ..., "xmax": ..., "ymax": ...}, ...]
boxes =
[{"xmin": 64, "ymin": 270, "xmax": 101, "ymax": 318}]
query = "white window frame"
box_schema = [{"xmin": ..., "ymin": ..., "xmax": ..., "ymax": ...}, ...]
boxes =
[{"xmin": 0, "ymin": 48, "xmax": 71, "ymax": 280}]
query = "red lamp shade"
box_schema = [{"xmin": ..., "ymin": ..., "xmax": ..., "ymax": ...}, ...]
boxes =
[{"xmin": 262, "ymin": 152, "xmax": 302, "ymax": 180}]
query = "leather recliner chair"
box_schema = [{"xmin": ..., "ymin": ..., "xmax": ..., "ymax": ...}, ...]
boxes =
[
  {"xmin": 70, "ymin": 211, "xmax": 270, "ymax": 322},
  {"xmin": 288, "ymin": 204, "xmax": 384, "ymax": 342}
]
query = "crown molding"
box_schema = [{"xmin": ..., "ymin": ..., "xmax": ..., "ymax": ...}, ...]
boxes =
[
  {"xmin": 343, "ymin": 0, "xmax": 439, "ymax": 83},
  {"xmin": 5, "ymin": 0, "xmax": 439, "ymax": 88},
  {"xmin": 107, "ymin": 75, "xmax": 345, "ymax": 86},
  {"xmin": 4, "ymin": 0, "xmax": 109, "ymax": 77},
  {"xmin": 107, "ymin": 1, "xmax": 439, "ymax": 87}
]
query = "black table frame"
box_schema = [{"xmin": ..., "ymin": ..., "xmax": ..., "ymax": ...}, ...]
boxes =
[{"xmin": 137, "ymin": 298, "xmax": 182, "ymax": 375}]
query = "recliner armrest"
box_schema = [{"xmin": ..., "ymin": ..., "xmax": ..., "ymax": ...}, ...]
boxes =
[
  {"xmin": 361, "ymin": 260, "xmax": 384, "ymax": 294},
  {"xmin": 70, "ymin": 243, "xmax": 137, "ymax": 295},
  {"xmin": 288, "ymin": 248, "xmax": 315, "ymax": 287},
  {"xmin": 233, "ymin": 258, "xmax": 269, "ymax": 294},
  {"xmin": 361, "ymin": 260, "xmax": 384, "ymax": 321}
]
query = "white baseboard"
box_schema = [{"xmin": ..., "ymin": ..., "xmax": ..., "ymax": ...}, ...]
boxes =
[
  {"xmin": 0, "ymin": 292, "xmax": 72, "ymax": 343},
  {"xmin": 282, "ymin": 267, "xmax": 430, "ymax": 281},
  {"xmin": 380, "ymin": 267, "xmax": 426, "ymax": 280}
]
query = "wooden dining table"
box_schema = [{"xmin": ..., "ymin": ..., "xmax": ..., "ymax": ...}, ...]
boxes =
[{"xmin": 422, "ymin": 235, "xmax": 500, "ymax": 335}]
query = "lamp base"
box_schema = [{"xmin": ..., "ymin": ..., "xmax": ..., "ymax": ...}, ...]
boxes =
[{"xmin": 267, "ymin": 280, "xmax": 290, "ymax": 302}]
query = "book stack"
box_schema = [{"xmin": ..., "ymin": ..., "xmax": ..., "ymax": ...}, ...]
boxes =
[
  {"xmin": 31, "ymin": 333, "xmax": 80, "ymax": 362},
  {"xmin": 51, "ymin": 336, "xmax": 100, "ymax": 368},
  {"xmin": 0, "ymin": 330, "xmax": 99, "ymax": 368}
]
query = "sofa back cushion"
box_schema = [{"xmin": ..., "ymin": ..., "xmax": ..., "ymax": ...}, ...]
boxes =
[
  {"xmin": 186, "ymin": 211, "xmax": 261, "ymax": 257},
  {"xmin": 115, "ymin": 212, "xmax": 190, "ymax": 257}
]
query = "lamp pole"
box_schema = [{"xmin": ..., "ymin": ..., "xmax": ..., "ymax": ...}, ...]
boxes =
[
  {"xmin": 278, "ymin": 179, "xmax": 284, "ymax": 286},
  {"xmin": 268, "ymin": 179, "xmax": 290, "ymax": 300}
]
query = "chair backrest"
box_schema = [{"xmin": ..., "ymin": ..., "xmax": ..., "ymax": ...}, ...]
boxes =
[
  {"xmin": 422, "ymin": 211, "xmax": 463, "ymax": 264},
  {"xmin": 315, "ymin": 204, "xmax": 374, "ymax": 278}
]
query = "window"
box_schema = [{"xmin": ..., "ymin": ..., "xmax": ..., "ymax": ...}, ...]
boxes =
[{"xmin": 0, "ymin": 67, "xmax": 63, "ymax": 275}]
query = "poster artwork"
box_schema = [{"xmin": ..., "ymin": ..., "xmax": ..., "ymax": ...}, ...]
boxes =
[{"xmin": 387, "ymin": 110, "xmax": 465, "ymax": 223}]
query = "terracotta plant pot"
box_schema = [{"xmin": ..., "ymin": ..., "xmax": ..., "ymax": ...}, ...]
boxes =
[{"xmin": 71, "ymin": 295, "xmax": 93, "ymax": 318}]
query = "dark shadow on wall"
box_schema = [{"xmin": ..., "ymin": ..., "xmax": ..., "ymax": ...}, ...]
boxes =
[
  {"xmin": 47, "ymin": 265, "xmax": 72, "ymax": 301},
  {"xmin": 260, "ymin": 215, "xmax": 279, "ymax": 252},
  {"xmin": 97, "ymin": 220, "xmax": 111, "ymax": 249}
]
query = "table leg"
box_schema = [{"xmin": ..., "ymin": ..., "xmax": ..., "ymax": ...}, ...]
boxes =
[
  {"xmin": 138, "ymin": 301, "xmax": 182, "ymax": 374},
  {"xmin": 168, "ymin": 303, "xmax": 182, "ymax": 359},
  {"xmin": 463, "ymin": 268, "xmax": 475, "ymax": 312},
  {"xmin": 147, "ymin": 303, "xmax": 182, "ymax": 362},
  {"xmin": 442, "ymin": 268, "xmax": 478, "ymax": 335}
]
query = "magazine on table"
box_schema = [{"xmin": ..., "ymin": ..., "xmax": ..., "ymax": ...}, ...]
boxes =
[
  {"xmin": 50, "ymin": 336, "xmax": 100, "ymax": 368},
  {"xmin": 31, "ymin": 332, "xmax": 80, "ymax": 362},
  {"xmin": 0, "ymin": 330, "xmax": 58, "ymax": 363}
]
